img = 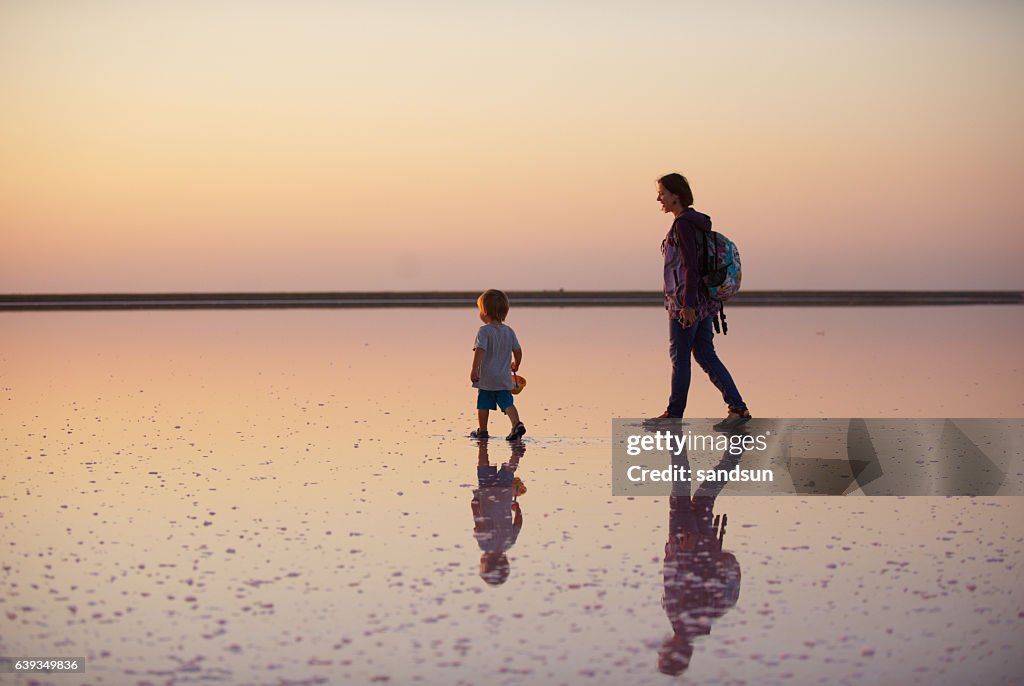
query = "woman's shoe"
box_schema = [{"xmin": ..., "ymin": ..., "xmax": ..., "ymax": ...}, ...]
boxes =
[
  {"xmin": 713, "ymin": 410, "xmax": 751, "ymax": 432},
  {"xmin": 643, "ymin": 411, "xmax": 681, "ymax": 426}
]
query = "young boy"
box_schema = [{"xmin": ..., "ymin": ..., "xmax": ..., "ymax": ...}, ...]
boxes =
[{"xmin": 470, "ymin": 289, "xmax": 526, "ymax": 441}]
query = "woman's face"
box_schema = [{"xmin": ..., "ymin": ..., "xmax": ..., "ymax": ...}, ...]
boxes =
[{"xmin": 657, "ymin": 183, "xmax": 681, "ymax": 214}]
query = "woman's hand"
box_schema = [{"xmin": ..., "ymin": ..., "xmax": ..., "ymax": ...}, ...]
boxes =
[{"xmin": 679, "ymin": 307, "xmax": 697, "ymax": 327}]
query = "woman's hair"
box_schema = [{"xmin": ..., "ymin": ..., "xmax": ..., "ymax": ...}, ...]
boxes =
[
  {"xmin": 658, "ymin": 173, "xmax": 694, "ymax": 207},
  {"xmin": 478, "ymin": 289, "xmax": 510, "ymax": 322}
]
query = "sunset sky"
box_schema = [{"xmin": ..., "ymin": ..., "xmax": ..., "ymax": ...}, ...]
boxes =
[{"xmin": 2, "ymin": 1, "xmax": 1022, "ymax": 293}]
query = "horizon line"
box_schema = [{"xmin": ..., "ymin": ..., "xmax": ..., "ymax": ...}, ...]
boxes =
[{"xmin": 1, "ymin": 290, "xmax": 1021, "ymax": 311}]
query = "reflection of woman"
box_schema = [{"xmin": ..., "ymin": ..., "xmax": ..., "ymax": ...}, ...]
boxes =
[
  {"xmin": 652, "ymin": 173, "xmax": 751, "ymax": 430},
  {"xmin": 659, "ymin": 496, "xmax": 741, "ymax": 675},
  {"xmin": 659, "ymin": 437, "xmax": 742, "ymax": 676}
]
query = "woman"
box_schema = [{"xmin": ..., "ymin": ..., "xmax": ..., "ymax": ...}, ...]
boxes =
[{"xmin": 651, "ymin": 173, "xmax": 750, "ymax": 429}]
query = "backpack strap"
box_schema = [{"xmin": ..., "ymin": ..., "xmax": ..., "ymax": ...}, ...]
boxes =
[{"xmin": 693, "ymin": 224, "xmax": 707, "ymax": 273}]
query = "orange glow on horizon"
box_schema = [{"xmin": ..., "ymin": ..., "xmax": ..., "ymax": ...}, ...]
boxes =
[{"xmin": 1, "ymin": 2, "xmax": 1022, "ymax": 292}]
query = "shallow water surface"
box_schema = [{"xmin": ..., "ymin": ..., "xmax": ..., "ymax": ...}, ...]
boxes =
[{"xmin": 1, "ymin": 307, "xmax": 1022, "ymax": 684}]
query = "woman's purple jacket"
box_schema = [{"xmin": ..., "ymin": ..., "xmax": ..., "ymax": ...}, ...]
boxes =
[{"xmin": 661, "ymin": 207, "xmax": 720, "ymax": 323}]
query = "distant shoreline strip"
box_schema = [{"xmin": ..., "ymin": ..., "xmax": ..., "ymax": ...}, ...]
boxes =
[{"xmin": 1, "ymin": 291, "xmax": 1021, "ymax": 311}]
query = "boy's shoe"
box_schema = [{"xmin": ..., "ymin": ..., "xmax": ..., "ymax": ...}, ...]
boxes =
[
  {"xmin": 506, "ymin": 423, "xmax": 526, "ymax": 441},
  {"xmin": 713, "ymin": 410, "xmax": 752, "ymax": 432},
  {"xmin": 470, "ymin": 429, "xmax": 489, "ymax": 439}
]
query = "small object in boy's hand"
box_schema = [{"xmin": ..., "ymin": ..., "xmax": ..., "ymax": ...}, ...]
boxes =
[
  {"xmin": 512, "ymin": 477, "xmax": 527, "ymax": 496},
  {"xmin": 511, "ymin": 373, "xmax": 527, "ymax": 395}
]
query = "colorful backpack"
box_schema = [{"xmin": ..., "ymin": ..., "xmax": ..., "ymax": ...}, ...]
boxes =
[
  {"xmin": 696, "ymin": 228, "xmax": 742, "ymax": 302},
  {"xmin": 695, "ymin": 227, "xmax": 742, "ymax": 334}
]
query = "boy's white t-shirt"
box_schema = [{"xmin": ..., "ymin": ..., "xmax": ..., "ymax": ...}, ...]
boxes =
[
  {"xmin": 473, "ymin": 486, "xmax": 520, "ymax": 553},
  {"xmin": 473, "ymin": 323, "xmax": 520, "ymax": 391}
]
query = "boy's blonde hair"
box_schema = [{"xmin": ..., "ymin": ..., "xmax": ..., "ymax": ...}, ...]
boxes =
[
  {"xmin": 480, "ymin": 553, "xmax": 511, "ymax": 585},
  {"xmin": 477, "ymin": 289, "xmax": 510, "ymax": 322}
]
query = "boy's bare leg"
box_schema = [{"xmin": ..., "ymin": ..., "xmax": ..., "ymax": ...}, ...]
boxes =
[
  {"xmin": 508, "ymin": 441, "xmax": 525, "ymax": 468},
  {"xmin": 477, "ymin": 409, "xmax": 489, "ymax": 432},
  {"xmin": 505, "ymin": 405, "xmax": 521, "ymax": 427}
]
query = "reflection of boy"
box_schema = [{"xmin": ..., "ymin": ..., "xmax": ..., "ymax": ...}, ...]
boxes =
[{"xmin": 471, "ymin": 441, "xmax": 525, "ymax": 585}]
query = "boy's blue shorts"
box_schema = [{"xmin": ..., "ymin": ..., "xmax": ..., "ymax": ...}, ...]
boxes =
[
  {"xmin": 478, "ymin": 464, "xmax": 515, "ymax": 487},
  {"xmin": 477, "ymin": 389, "xmax": 514, "ymax": 412}
]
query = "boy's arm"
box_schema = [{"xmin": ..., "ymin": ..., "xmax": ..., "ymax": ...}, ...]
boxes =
[
  {"xmin": 471, "ymin": 347, "xmax": 485, "ymax": 383},
  {"xmin": 472, "ymin": 497, "xmax": 486, "ymax": 532},
  {"xmin": 511, "ymin": 348, "xmax": 523, "ymax": 372}
]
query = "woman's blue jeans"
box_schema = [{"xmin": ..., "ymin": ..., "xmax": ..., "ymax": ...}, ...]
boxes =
[{"xmin": 668, "ymin": 314, "xmax": 746, "ymax": 417}]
